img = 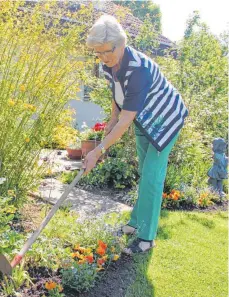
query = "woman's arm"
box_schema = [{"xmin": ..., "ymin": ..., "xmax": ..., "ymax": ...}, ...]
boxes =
[
  {"xmin": 96, "ymin": 109, "xmax": 136, "ymax": 156},
  {"xmin": 104, "ymin": 100, "xmax": 121, "ymax": 136}
]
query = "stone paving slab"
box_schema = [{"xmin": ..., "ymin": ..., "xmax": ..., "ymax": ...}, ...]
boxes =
[
  {"xmin": 38, "ymin": 149, "xmax": 82, "ymax": 174},
  {"xmin": 32, "ymin": 178, "xmax": 132, "ymax": 219}
]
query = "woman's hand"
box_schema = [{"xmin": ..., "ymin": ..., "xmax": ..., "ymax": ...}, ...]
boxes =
[
  {"xmin": 82, "ymin": 150, "xmax": 100, "ymax": 175},
  {"xmin": 104, "ymin": 118, "xmax": 118, "ymax": 136}
]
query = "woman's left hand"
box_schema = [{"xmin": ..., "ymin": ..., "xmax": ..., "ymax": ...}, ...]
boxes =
[{"xmin": 82, "ymin": 150, "xmax": 100, "ymax": 175}]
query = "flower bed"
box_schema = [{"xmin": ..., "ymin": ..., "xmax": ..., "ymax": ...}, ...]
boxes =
[{"xmin": 0, "ymin": 197, "xmax": 127, "ymax": 297}]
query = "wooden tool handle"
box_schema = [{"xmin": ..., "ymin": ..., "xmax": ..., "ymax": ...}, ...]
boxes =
[{"xmin": 12, "ymin": 168, "xmax": 84, "ymax": 266}]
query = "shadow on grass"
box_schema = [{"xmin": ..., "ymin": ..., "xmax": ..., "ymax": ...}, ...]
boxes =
[{"xmin": 124, "ymin": 251, "xmax": 155, "ymax": 297}]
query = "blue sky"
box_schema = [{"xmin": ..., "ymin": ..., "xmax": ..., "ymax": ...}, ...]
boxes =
[{"xmin": 153, "ymin": 0, "xmax": 229, "ymax": 41}]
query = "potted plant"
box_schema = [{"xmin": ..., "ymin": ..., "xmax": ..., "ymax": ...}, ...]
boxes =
[
  {"xmin": 81, "ymin": 122, "xmax": 106, "ymax": 157},
  {"xmin": 66, "ymin": 137, "xmax": 82, "ymax": 160}
]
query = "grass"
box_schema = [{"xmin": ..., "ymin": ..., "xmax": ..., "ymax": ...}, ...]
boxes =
[{"xmin": 126, "ymin": 210, "xmax": 228, "ymax": 297}]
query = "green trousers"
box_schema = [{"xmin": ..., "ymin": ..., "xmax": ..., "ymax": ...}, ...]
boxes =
[{"xmin": 128, "ymin": 125, "xmax": 179, "ymax": 241}]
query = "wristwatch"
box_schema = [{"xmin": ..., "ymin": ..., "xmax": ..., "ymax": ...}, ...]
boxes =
[{"xmin": 98, "ymin": 143, "xmax": 106, "ymax": 155}]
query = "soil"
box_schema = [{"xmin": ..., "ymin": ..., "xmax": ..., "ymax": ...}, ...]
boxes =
[{"xmin": 20, "ymin": 196, "xmax": 49, "ymax": 232}]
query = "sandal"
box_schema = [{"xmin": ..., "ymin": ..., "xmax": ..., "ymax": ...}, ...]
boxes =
[
  {"xmin": 121, "ymin": 224, "xmax": 137, "ymax": 235},
  {"xmin": 122, "ymin": 238, "xmax": 156, "ymax": 255}
]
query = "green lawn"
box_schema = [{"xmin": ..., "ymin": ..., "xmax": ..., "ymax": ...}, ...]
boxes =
[{"xmin": 125, "ymin": 210, "xmax": 228, "ymax": 297}]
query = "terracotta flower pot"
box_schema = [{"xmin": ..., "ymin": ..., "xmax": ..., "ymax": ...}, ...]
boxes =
[
  {"xmin": 66, "ymin": 148, "xmax": 82, "ymax": 160},
  {"xmin": 81, "ymin": 140, "xmax": 101, "ymax": 157}
]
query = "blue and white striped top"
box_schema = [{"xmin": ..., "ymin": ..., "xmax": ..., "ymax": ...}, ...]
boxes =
[{"xmin": 103, "ymin": 46, "xmax": 188, "ymax": 152}]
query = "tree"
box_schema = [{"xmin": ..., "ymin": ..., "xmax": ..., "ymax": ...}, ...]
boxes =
[
  {"xmin": 155, "ymin": 12, "xmax": 227, "ymax": 189},
  {"xmin": 114, "ymin": 0, "xmax": 162, "ymax": 32}
]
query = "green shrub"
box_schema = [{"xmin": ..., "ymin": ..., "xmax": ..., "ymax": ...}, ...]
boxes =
[
  {"xmin": 80, "ymin": 156, "xmax": 138, "ymax": 189},
  {"xmin": 61, "ymin": 261, "xmax": 98, "ymax": 292},
  {"xmin": 165, "ymin": 123, "xmax": 212, "ymax": 193},
  {"xmin": 59, "ymin": 171, "xmax": 79, "ymax": 185},
  {"xmin": 0, "ymin": 195, "xmax": 25, "ymax": 255}
]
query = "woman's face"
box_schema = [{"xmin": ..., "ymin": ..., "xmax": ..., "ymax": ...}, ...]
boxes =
[{"xmin": 93, "ymin": 43, "xmax": 125, "ymax": 68}]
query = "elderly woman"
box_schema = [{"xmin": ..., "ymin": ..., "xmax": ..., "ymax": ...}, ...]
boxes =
[{"xmin": 83, "ymin": 15, "xmax": 188, "ymax": 254}]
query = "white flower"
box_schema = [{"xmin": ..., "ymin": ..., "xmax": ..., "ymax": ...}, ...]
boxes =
[
  {"xmin": 81, "ymin": 121, "xmax": 88, "ymax": 130},
  {"xmin": 0, "ymin": 177, "xmax": 6, "ymax": 185}
]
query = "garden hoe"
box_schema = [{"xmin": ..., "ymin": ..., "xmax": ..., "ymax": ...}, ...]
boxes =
[{"xmin": 0, "ymin": 168, "xmax": 85, "ymax": 276}]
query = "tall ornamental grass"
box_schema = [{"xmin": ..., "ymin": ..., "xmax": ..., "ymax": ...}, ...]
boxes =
[{"xmin": 0, "ymin": 1, "xmax": 93, "ymax": 198}]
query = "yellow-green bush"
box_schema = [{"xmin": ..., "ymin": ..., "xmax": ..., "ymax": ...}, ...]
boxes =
[
  {"xmin": 0, "ymin": 1, "xmax": 93, "ymax": 196},
  {"xmin": 50, "ymin": 109, "xmax": 79, "ymax": 149}
]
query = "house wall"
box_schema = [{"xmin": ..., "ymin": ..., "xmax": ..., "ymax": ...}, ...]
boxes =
[{"xmin": 65, "ymin": 87, "xmax": 106, "ymax": 131}]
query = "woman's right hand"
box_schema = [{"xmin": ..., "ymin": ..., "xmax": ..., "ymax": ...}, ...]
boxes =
[{"xmin": 104, "ymin": 118, "xmax": 118, "ymax": 136}]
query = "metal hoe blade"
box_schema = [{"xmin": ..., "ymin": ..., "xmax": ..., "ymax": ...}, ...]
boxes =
[{"xmin": 0, "ymin": 254, "xmax": 12, "ymax": 275}]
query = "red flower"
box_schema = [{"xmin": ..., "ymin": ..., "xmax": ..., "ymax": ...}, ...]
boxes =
[
  {"xmin": 85, "ymin": 254, "xmax": 94, "ymax": 264},
  {"xmin": 97, "ymin": 258, "xmax": 105, "ymax": 265},
  {"xmin": 92, "ymin": 122, "xmax": 106, "ymax": 131}
]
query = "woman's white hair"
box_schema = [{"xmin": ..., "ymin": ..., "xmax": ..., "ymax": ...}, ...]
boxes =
[{"xmin": 86, "ymin": 15, "xmax": 127, "ymax": 48}]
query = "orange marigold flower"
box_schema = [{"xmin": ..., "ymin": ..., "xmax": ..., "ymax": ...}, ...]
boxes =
[
  {"xmin": 71, "ymin": 251, "xmax": 84, "ymax": 259},
  {"xmin": 71, "ymin": 252, "xmax": 78, "ymax": 258},
  {"xmin": 171, "ymin": 189, "xmax": 181, "ymax": 197},
  {"xmin": 79, "ymin": 247, "xmax": 86, "ymax": 253},
  {"xmin": 113, "ymin": 254, "xmax": 119, "ymax": 261},
  {"xmin": 174, "ymin": 195, "xmax": 180, "ymax": 201},
  {"xmin": 96, "ymin": 246, "xmax": 106, "ymax": 256},
  {"xmin": 45, "ymin": 281, "xmax": 57, "ymax": 290},
  {"xmin": 78, "ymin": 259, "xmax": 86, "ymax": 264},
  {"xmin": 98, "ymin": 240, "xmax": 107, "ymax": 250},
  {"xmin": 162, "ymin": 193, "xmax": 168, "ymax": 199},
  {"xmin": 74, "ymin": 251, "xmax": 80, "ymax": 258},
  {"xmin": 77, "ymin": 252, "xmax": 85, "ymax": 260},
  {"xmin": 97, "ymin": 258, "xmax": 105, "ymax": 265},
  {"xmin": 85, "ymin": 254, "xmax": 94, "ymax": 264}
]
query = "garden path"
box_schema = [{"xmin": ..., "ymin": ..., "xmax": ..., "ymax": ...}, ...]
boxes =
[{"xmin": 31, "ymin": 150, "xmax": 132, "ymax": 219}]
